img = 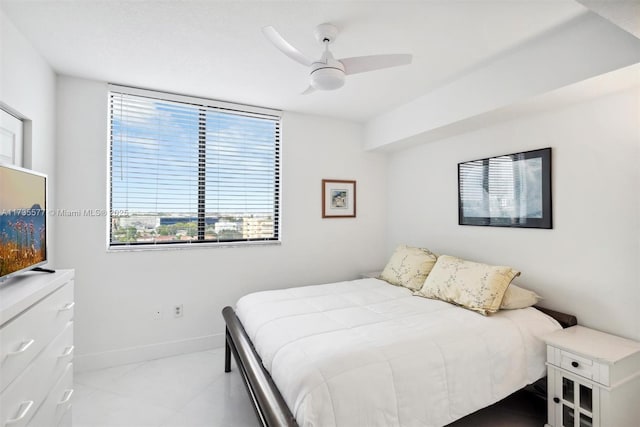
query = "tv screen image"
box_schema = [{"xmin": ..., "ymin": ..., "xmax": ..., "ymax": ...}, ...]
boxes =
[{"xmin": 0, "ymin": 164, "xmax": 47, "ymax": 281}]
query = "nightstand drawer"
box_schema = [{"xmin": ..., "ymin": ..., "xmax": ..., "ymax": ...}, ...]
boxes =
[
  {"xmin": 560, "ymin": 350, "xmax": 595, "ymax": 379},
  {"xmin": 547, "ymin": 346, "xmax": 610, "ymax": 385}
]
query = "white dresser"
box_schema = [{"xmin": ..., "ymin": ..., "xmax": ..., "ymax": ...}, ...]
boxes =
[
  {"xmin": 0, "ymin": 269, "xmax": 74, "ymax": 427},
  {"xmin": 544, "ymin": 325, "xmax": 640, "ymax": 427}
]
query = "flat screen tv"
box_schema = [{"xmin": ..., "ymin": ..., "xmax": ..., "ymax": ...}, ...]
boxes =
[{"xmin": 0, "ymin": 163, "xmax": 48, "ymax": 281}]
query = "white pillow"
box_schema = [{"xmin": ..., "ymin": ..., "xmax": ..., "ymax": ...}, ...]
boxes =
[{"xmin": 500, "ymin": 284, "xmax": 541, "ymax": 310}]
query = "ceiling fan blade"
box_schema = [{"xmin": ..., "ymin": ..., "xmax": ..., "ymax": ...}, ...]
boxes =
[
  {"xmin": 301, "ymin": 86, "xmax": 316, "ymax": 95},
  {"xmin": 262, "ymin": 26, "xmax": 313, "ymax": 67},
  {"xmin": 340, "ymin": 54, "xmax": 412, "ymax": 75}
]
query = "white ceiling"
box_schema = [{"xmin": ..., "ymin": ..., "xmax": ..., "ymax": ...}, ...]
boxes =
[{"xmin": 1, "ymin": 0, "xmax": 589, "ymax": 122}]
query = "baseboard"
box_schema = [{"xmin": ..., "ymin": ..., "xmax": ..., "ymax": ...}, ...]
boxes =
[{"xmin": 74, "ymin": 333, "xmax": 225, "ymax": 372}]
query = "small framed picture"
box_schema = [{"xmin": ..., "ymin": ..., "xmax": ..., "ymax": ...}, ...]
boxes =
[{"xmin": 322, "ymin": 179, "xmax": 356, "ymax": 218}]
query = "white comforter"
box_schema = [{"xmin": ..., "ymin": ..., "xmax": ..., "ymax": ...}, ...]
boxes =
[{"xmin": 236, "ymin": 278, "xmax": 560, "ymax": 427}]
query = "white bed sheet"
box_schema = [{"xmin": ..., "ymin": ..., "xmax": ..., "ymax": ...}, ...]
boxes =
[{"xmin": 236, "ymin": 278, "xmax": 560, "ymax": 427}]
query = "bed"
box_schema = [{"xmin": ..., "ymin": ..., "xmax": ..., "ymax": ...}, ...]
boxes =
[{"xmin": 223, "ymin": 277, "xmax": 577, "ymax": 427}]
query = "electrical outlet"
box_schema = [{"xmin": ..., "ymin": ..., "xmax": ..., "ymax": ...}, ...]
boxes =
[
  {"xmin": 174, "ymin": 304, "xmax": 183, "ymax": 318},
  {"xmin": 153, "ymin": 307, "xmax": 162, "ymax": 319}
]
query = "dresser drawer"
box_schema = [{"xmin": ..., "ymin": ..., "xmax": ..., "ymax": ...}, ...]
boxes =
[
  {"xmin": 27, "ymin": 363, "xmax": 73, "ymax": 427},
  {"xmin": 0, "ymin": 280, "xmax": 74, "ymax": 392},
  {"xmin": 0, "ymin": 322, "xmax": 73, "ymax": 427},
  {"xmin": 56, "ymin": 408, "xmax": 71, "ymax": 427}
]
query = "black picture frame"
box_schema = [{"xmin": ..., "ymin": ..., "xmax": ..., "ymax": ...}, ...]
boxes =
[{"xmin": 458, "ymin": 147, "xmax": 552, "ymax": 229}]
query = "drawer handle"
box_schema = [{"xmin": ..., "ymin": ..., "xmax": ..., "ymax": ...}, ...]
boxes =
[
  {"xmin": 57, "ymin": 389, "xmax": 74, "ymax": 405},
  {"xmin": 7, "ymin": 339, "xmax": 35, "ymax": 356},
  {"xmin": 571, "ymin": 361, "xmax": 580, "ymax": 368},
  {"xmin": 58, "ymin": 345, "xmax": 75, "ymax": 358},
  {"xmin": 59, "ymin": 302, "xmax": 75, "ymax": 311},
  {"xmin": 5, "ymin": 400, "xmax": 34, "ymax": 424}
]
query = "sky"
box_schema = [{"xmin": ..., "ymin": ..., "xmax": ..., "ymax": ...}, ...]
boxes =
[
  {"xmin": 110, "ymin": 93, "xmax": 279, "ymax": 217},
  {"xmin": 0, "ymin": 167, "xmax": 46, "ymax": 211}
]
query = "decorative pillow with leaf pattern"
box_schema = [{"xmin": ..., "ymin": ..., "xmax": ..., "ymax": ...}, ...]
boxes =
[
  {"xmin": 414, "ymin": 255, "xmax": 520, "ymax": 315},
  {"xmin": 379, "ymin": 245, "xmax": 438, "ymax": 291}
]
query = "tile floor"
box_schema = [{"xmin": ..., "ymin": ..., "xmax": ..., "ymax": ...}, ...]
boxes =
[
  {"xmin": 73, "ymin": 349, "xmax": 257, "ymax": 427},
  {"xmin": 73, "ymin": 348, "xmax": 547, "ymax": 427}
]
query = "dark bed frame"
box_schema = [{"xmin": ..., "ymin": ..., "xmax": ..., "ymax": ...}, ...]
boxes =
[{"xmin": 222, "ymin": 305, "xmax": 577, "ymax": 427}]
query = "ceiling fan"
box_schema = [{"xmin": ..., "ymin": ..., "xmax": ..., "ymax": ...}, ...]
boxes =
[{"xmin": 262, "ymin": 23, "xmax": 412, "ymax": 94}]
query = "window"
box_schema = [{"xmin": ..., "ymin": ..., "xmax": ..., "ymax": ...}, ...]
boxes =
[{"xmin": 108, "ymin": 86, "xmax": 281, "ymax": 248}]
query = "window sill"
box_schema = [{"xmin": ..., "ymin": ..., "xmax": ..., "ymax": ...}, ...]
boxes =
[{"xmin": 107, "ymin": 240, "xmax": 281, "ymax": 252}]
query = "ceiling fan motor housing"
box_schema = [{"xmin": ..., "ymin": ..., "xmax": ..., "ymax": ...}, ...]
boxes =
[
  {"xmin": 310, "ymin": 60, "xmax": 345, "ymax": 90},
  {"xmin": 262, "ymin": 23, "xmax": 412, "ymax": 93}
]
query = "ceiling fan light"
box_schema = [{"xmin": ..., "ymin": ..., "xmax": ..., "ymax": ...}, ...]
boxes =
[{"xmin": 310, "ymin": 67, "xmax": 345, "ymax": 90}]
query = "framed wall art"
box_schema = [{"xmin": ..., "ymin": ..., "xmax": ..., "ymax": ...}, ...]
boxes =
[
  {"xmin": 322, "ymin": 179, "xmax": 356, "ymax": 218},
  {"xmin": 458, "ymin": 147, "xmax": 552, "ymax": 228}
]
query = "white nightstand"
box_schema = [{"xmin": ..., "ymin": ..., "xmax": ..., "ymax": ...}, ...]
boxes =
[{"xmin": 543, "ymin": 325, "xmax": 640, "ymax": 427}]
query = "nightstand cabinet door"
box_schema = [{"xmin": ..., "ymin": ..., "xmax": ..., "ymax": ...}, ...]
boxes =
[{"xmin": 549, "ymin": 368, "xmax": 599, "ymax": 427}]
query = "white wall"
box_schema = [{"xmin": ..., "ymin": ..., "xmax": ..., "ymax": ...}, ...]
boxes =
[
  {"xmin": 0, "ymin": 9, "xmax": 57, "ymax": 263},
  {"xmin": 386, "ymin": 88, "xmax": 640, "ymax": 341},
  {"xmin": 55, "ymin": 76, "xmax": 388, "ymax": 370}
]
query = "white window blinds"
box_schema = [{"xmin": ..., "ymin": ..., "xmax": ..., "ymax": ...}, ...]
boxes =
[{"xmin": 108, "ymin": 86, "xmax": 281, "ymax": 247}]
